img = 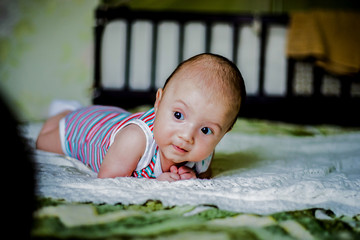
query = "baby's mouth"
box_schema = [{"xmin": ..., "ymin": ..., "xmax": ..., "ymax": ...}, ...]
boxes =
[{"xmin": 173, "ymin": 145, "xmax": 188, "ymax": 153}]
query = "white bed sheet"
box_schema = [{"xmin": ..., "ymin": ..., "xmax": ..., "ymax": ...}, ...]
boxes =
[{"xmin": 24, "ymin": 122, "xmax": 360, "ymax": 217}]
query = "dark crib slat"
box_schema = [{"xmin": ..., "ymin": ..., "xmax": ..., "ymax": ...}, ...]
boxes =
[
  {"xmin": 124, "ymin": 20, "xmax": 132, "ymax": 91},
  {"xmin": 150, "ymin": 22, "xmax": 158, "ymax": 91},
  {"xmin": 93, "ymin": 24, "xmax": 104, "ymax": 89},
  {"xmin": 205, "ymin": 22, "xmax": 212, "ymax": 53},
  {"xmin": 258, "ymin": 19, "xmax": 268, "ymax": 97},
  {"xmin": 232, "ymin": 22, "xmax": 240, "ymax": 65},
  {"xmin": 178, "ymin": 22, "xmax": 185, "ymax": 63},
  {"xmin": 313, "ymin": 66, "xmax": 323, "ymax": 98},
  {"xmin": 286, "ymin": 58, "xmax": 295, "ymax": 97}
]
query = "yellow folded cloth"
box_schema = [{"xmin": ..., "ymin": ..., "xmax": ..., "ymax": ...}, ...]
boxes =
[{"xmin": 287, "ymin": 10, "xmax": 360, "ymax": 76}]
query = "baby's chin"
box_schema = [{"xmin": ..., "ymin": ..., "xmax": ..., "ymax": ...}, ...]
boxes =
[
  {"xmin": 169, "ymin": 158, "xmax": 188, "ymax": 164},
  {"xmin": 171, "ymin": 157, "xmax": 204, "ymax": 165},
  {"xmin": 161, "ymin": 148, "xmax": 208, "ymax": 164}
]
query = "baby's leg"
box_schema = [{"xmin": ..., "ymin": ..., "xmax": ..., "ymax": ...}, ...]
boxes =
[{"xmin": 36, "ymin": 111, "xmax": 71, "ymax": 154}]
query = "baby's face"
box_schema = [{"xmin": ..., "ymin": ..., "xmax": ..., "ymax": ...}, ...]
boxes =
[{"xmin": 153, "ymin": 72, "xmax": 235, "ymax": 166}]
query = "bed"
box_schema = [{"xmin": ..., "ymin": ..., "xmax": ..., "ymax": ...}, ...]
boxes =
[{"xmin": 30, "ymin": 5, "xmax": 360, "ymax": 239}]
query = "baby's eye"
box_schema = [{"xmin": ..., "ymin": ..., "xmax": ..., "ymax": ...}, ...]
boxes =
[
  {"xmin": 174, "ymin": 111, "xmax": 184, "ymax": 120},
  {"xmin": 201, "ymin": 127, "xmax": 213, "ymax": 135}
]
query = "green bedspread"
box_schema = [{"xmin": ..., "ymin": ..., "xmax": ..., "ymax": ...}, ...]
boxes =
[{"xmin": 33, "ymin": 199, "xmax": 359, "ymax": 239}]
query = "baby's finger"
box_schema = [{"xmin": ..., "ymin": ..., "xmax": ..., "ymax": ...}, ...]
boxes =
[
  {"xmin": 178, "ymin": 166, "xmax": 192, "ymax": 175},
  {"xmin": 170, "ymin": 172, "xmax": 180, "ymax": 180},
  {"xmin": 180, "ymin": 172, "xmax": 196, "ymax": 180},
  {"xmin": 170, "ymin": 165, "xmax": 178, "ymax": 174}
]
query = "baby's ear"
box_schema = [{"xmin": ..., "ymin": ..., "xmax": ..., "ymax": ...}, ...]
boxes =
[{"xmin": 154, "ymin": 88, "xmax": 163, "ymax": 113}]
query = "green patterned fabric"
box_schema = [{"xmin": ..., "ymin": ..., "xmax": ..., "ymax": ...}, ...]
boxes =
[{"xmin": 32, "ymin": 199, "xmax": 359, "ymax": 239}]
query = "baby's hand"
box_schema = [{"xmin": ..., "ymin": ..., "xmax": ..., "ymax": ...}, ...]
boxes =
[
  {"xmin": 156, "ymin": 168, "xmax": 180, "ymax": 182},
  {"xmin": 156, "ymin": 165, "xmax": 196, "ymax": 181},
  {"xmin": 177, "ymin": 166, "xmax": 197, "ymax": 180}
]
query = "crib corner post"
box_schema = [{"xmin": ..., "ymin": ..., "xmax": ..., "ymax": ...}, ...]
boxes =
[{"xmin": 286, "ymin": 58, "xmax": 295, "ymax": 98}]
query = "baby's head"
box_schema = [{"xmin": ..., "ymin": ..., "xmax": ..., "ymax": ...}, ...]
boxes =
[{"xmin": 153, "ymin": 53, "xmax": 246, "ymax": 165}]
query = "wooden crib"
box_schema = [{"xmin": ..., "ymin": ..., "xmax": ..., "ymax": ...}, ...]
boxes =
[{"xmin": 92, "ymin": 6, "xmax": 360, "ymax": 126}]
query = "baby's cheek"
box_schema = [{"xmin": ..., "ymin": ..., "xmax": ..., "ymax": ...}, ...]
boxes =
[
  {"xmin": 193, "ymin": 143, "xmax": 213, "ymax": 161},
  {"xmin": 153, "ymin": 125, "xmax": 168, "ymax": 145}
]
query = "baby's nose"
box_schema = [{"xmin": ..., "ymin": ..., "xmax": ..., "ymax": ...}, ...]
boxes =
[{"xmin": 179, "ymin": 127, "xmax": 195, "ymax": 144}]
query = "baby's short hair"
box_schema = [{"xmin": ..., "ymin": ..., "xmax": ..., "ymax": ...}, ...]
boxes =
[{"xmin": 163, "ymin": 53, "xmax": 246, "ymax": 126}]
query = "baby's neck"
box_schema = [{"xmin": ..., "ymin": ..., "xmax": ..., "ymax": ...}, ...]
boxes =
[{"xmin": 158, "ymin": 149, "xmax": 185, "ymax": 172}]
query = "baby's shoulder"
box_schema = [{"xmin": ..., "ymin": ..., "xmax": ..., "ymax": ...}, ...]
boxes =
[
  {"xmin": 112, "ymin": 123, "xmax": 147, "ymax": 156},
  {"xmin": 117, "ymin": 123, "xmax": 145, "ymax": 137},
  {"xmin": 114, "ymin": 123, "xmax": 146, "ymax": 142}
]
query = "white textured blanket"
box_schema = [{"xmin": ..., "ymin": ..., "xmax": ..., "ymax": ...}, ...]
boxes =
[{"xmin": 25, "ymin": 122, "xmax": 360, "ymax": 217}]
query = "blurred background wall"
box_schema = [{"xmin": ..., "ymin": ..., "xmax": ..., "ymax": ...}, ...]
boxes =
[{"xmin": 0, "ymin": 0, "xmax": 359, "ymax": 122}]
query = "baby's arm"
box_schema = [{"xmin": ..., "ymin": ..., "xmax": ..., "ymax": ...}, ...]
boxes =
[{"xmin": 98, "ymin": 124, "xmax": 146, "ymax": 178}]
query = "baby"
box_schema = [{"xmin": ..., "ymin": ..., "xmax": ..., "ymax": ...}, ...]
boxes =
[{"xmin": 36, "ymin": 53, "xmax": 246, "ymax": 181}]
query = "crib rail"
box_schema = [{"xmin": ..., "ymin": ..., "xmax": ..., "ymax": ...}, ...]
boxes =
[{"xmin": 93, "ymin": 6, "xmax": 360, "ymax": 126}]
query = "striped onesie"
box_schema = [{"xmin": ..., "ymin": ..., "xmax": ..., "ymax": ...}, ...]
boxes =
[{"xmin": 59, "ymin": 106, "xmax": 211, "ymax": 178}]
